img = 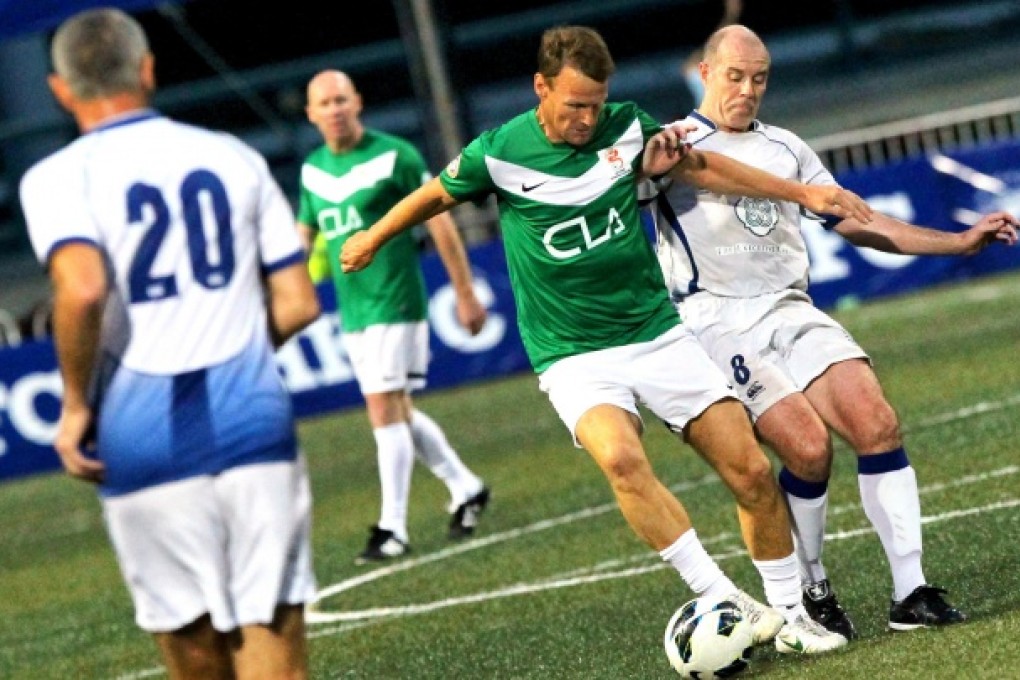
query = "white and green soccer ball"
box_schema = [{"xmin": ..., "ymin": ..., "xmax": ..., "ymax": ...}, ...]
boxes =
[{"xmin": 664, "ymin": 597, "xmax": 754, "ymax": 679}]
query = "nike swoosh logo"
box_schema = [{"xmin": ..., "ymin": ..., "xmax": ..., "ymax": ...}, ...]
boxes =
[{"xmin": 521, "ymin": 181, "xmax": 548, "ymax": 192}]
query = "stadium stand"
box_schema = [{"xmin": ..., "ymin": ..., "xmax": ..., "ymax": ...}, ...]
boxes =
[{"xmin": 1, "ymin": 0, "xmax": 1019, "ymax": 319}]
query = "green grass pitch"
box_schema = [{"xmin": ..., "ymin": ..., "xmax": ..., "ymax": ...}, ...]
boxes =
[{"xmin": 2, "ymin": 270, "xmax": 1019, "ymax": 679}]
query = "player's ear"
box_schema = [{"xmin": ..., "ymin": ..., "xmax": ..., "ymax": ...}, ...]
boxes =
[
  {"xmin": 46, "ymin": 73, "xmax": 74, "ymax": 112},
  {"xmin": 140, "ymin": 52, "xmax": 156, "ymax": 93},
  {"xmin": 534, "ymin": 73, "xmax": 546, "ymax": 99},
  {"xmin": 698, "ymin": 61, "xmax": 710, "ymax": 82}
]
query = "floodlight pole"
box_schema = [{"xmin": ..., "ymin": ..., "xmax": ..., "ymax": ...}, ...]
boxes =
[{"xmin": 391, "ymin": 0, "xmax": 494, "ymax": 242}]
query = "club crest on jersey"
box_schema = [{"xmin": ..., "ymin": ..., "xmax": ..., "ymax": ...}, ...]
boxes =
[
  {"xmin": 445, "ymin": 154, "xmax": 461, "ymax": 178},
  {"xmin": 600, "ymin": 147, "xmax": 630, "ymax": 181},
  {"xmin": 735, "ymin": 197, "xmax": 779, "ymax": 236}
]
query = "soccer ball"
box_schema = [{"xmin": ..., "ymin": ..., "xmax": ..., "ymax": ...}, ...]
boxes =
[{"xmin": 664, "ymin": 597, "xmax": 754, "ymax": 678}]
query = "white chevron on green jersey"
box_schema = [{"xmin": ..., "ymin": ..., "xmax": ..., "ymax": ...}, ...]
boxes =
[
  {"xmin": 441, "ymin": 102, "xmax": 679, "ymax": 373},
  {"xmin": 301, "ymin": 149, "xmax": 397, "ymax": 204},
  {"xmin": 298, "ymin": 130, "xmax": 428, "ymax": 332},
  {"xmin": 644, "ymin": 111, "xmax": 838, "ymax": 300}
]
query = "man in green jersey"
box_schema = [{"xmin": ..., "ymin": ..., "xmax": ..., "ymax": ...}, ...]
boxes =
[
  {"xmin": 298, "ymin": 70, "xmax": 490, "ymax": 563},
  {"xmin": 341, "ymin": 26, "xmax": 873, "ymax": 653}
]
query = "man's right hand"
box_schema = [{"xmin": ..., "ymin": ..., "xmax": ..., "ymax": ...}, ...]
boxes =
[
  {"xmin": 54, "ymin": 403, "xmax": 104, "ymax": 483},
  {"xmin": 340, "ymin": 231, "xmax": 376, "ymax": 272}
]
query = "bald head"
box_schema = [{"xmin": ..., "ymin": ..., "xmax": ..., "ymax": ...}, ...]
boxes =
[
  {"xmin": 306, "ymin": 69, "xmax": 356, "ymax": 103},
  {"xmin": 305, "ymin": 69, "xmax": 363, "ymax": 152},
  {"xmin": 697, "ymin": 24, "xmax": 770, "ymax": 133},
  {"xmin": 703, "ymin": 24, "xmax": 767, "ymax": 65}
]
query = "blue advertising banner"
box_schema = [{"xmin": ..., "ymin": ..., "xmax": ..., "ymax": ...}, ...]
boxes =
[
  {"xmin": 804, "ymin": 142, "xmax": 1020, "ymax": 309},
  {"xmin": 0, "ymin": 341, "xmax": 62, "ymax": 479},
  {"xmin": 0, "ymin": 238, "xmax": 530, "ymax": 482},
  {"xmin": 3, "ymin": 138, "xmax": 1020, "ymax": 482},
  {"xmin": 275, "ymin": 238, "xmax": 529, "ymax": 420}
]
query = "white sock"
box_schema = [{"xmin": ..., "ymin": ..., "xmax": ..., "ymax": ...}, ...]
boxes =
[
  {"xmin": 858, "ymin": 463, "xmax": 926, "ymax": 601},
  {"xmin": 373, "ymin": 422, "xmax": 415, "ymax": 542},
  {"xmin": 778, "ymin": 468, "xmax": 830, "ymax": 586},
  {"xmin": 410, "ymin": 409, "xmax": 484, "ymax": 507},
  {"xmin": 752, "ymin": 554, "xmax": 803, "ymax": 618},
  {"xmin": 659, "ymin": 529, "xmax": 736, "ymax": 600},
  {"xmin": 785, "ymin": 492, "xmax": 829, "ymax": 584}
]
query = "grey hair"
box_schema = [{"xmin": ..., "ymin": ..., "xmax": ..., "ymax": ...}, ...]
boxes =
[{"xmin": 51, "ymin": 7, "xmax": 150, "ymax": 99}]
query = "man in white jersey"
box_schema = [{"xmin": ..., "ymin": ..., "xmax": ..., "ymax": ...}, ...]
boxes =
[
  {"xmin": 298, "ymin": 71, "xmax": 490, "ymax": 563},
  {"xmin": 342, "ymin": 25, "xmax": 876, "ymax": 655},
  {"xmin": 19, "ymin": 8, "xmax": 322, "ymax": 678},
  {"xmin": 644, "ymin": 24, "xmax": 1018, "ymax": 639}
]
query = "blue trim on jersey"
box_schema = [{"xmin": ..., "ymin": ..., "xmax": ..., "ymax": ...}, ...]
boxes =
[
  {"xmin": 263, "ymin": 249, "xmax": 305, "ymax": 275},
  {"xmin": 779, "ymin": 467, "xmax": 829, "ymax": 499},
  {"xmin": 172, "ymin": 369, "xmax": 214, "ymax": 468},
  {"xmin": 687, "ymin": 110, "xmax": 762, "ymax": 134},
  {"xmin": 820, "ymin": 214, "xmax": 842, "ymax": 230},
  {"xmin": 655, "ymin": 192, "xmax": 702, "ymax": 300},
  {"xmin": 45, "ymin": 236, "xmax": 100, "ymax": 268},
  {"xmin": 857, "ymin": 447, "xmax": 910, "ymax": 475},
  {"xmin": 95, "ymin": 336, "xmax": 298, "ymax": 497},
  {"xmin": 689, "ymin": 110, "xmax": 715, "ymax": 129},
  {"xmin": 639, "ymin": 207, "xmax": 656, "ymax": 244},
  {"xmin": 88, "ymin": 109, "xmax": 160, "ymax": 135}
]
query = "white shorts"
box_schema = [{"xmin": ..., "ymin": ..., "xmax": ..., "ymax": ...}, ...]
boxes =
[
  {"xmin": 538, "ymin": 324, "xmax": 737, "ymax": 446},
  {"xmin": 103, "ymin": 457, "xmax": 317, "ymax": 633},
  {"xmin": 678, "ymin": 290, "xmax": 869, "ymax": 420},
  {"xmin": 342, "ymin": 321, "xmax": 430, "ymax": 395}
]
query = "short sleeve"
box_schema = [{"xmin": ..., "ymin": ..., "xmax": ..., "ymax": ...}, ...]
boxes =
[
  {"xmin": 20, "ymin": 154, "xmax": 101, "ymax": 267},
  {"xmin": 439, "ymin": 135, "xmax": 494, "ymax": 204}
]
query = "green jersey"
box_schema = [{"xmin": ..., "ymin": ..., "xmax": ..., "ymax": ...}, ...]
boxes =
[
  {"xmin": 441, "ymin": 102, "xmax": 680, "ymax": 373},
  {"xmin": 298, "ymin": 129, "xmax": 428, "ymax": 332}
]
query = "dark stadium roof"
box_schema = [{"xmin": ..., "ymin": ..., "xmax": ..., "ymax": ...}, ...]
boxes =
[{"xmin": 0, "ymin": 0, "xmax": 190, "ymax": 40}]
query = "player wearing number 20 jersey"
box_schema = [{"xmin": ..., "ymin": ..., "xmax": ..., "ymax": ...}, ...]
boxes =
[
  {"xmin": 440, "ymin": 101, "xmax": 679, "ymax": 373},
  {"xmin": 20, "ymin": 111, "xmax": 307, "ymax": 497}
]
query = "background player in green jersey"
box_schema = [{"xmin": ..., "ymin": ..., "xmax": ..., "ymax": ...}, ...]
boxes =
[
  {"xmin": 341, "ymin": 26, "xmax": 873, "ymax": 653},
  {"xmin": 298, "ymin": 70, "xmax": 490, "ymax": 563}
]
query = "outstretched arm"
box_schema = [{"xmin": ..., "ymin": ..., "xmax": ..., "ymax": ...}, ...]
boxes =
[
  {"xmin": 48, "ymin": 242, "xmax": 107, "ymax": 483},
  {"xmin": 426, "ymin": 211, "xmax": 487, "ymax": 336},
  {"xmin": 341, "ymin": 176, "xmax": 460, "ymax": 272},
  {"xmin": 669, "ymin": 148, "xmax": 874, "ymax": 223},
  {"xmin": 834, "ymin": 210, "xmax": 1018, "ymax": 255}
]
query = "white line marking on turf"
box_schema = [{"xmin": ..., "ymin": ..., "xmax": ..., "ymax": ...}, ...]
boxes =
[
  {"xmin": 827, "ymin": 464, "xmax": 1019, "ymax": 517},
  {"xmin": 307, "ymin": 495, "xmax": 1020, "ymax": 628},
  {"xmin": 121, "ymin": 393, "xmax": 1020, "ymax": 668},
  {"xmin": 313, "ymin": 472, "xmax": 724, "ymax": 601},
  {"xmin": 908, "ymin": 393, "xmax": 1020, "ymax": 430},
  {"xmin": 311, "ymin": 462, "xmax": 1018, "ymax": 613},
  {"xmin": 307, "ymin": 386, "xmax": 1020, "ymax": 629},
  {"xmin": 113, "ymin": 669, "xmax": 165, "ymax": 680}
]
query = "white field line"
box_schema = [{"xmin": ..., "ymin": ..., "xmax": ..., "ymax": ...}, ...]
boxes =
[
  {"xmin": 115, "ymin": 394, "xmax": 1020, "ymax": 676},
  {"xmin": 306, "ymin": 497, "xmax": 1015, "ymax": 632},
  {"xmin": 311, "ymin": 390, "xmax": 1020, "ymax": 611},
  {"xmin": 312, "ymin": 472, "xmax": 725, "ymax": 601}
]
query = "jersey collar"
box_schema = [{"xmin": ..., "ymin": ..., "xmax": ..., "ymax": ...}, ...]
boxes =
[
  {"xmin": 88, "ymin": 108, "xmax": 161, "ymax": 135},
  {"xmin": 688, "ymin": 110, "xmax": 761, "ymax": 132}
]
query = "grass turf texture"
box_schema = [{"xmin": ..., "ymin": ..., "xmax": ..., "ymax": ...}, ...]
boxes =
[{"xmin": 2, "ymin": 270, "xmax": 1019, "ymax": 679}]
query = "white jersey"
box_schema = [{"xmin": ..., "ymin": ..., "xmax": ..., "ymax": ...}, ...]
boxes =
[
  {"xmin": 20, "ymin": 110, "xmax": 308, "ymax": 497},
  {"xmin": 643, "ymin": 112, "xmax": 837, "ymax": 299},
  {"xmin": 20, "ymin": 110, "xmax": 304, "ymax": 375}
]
